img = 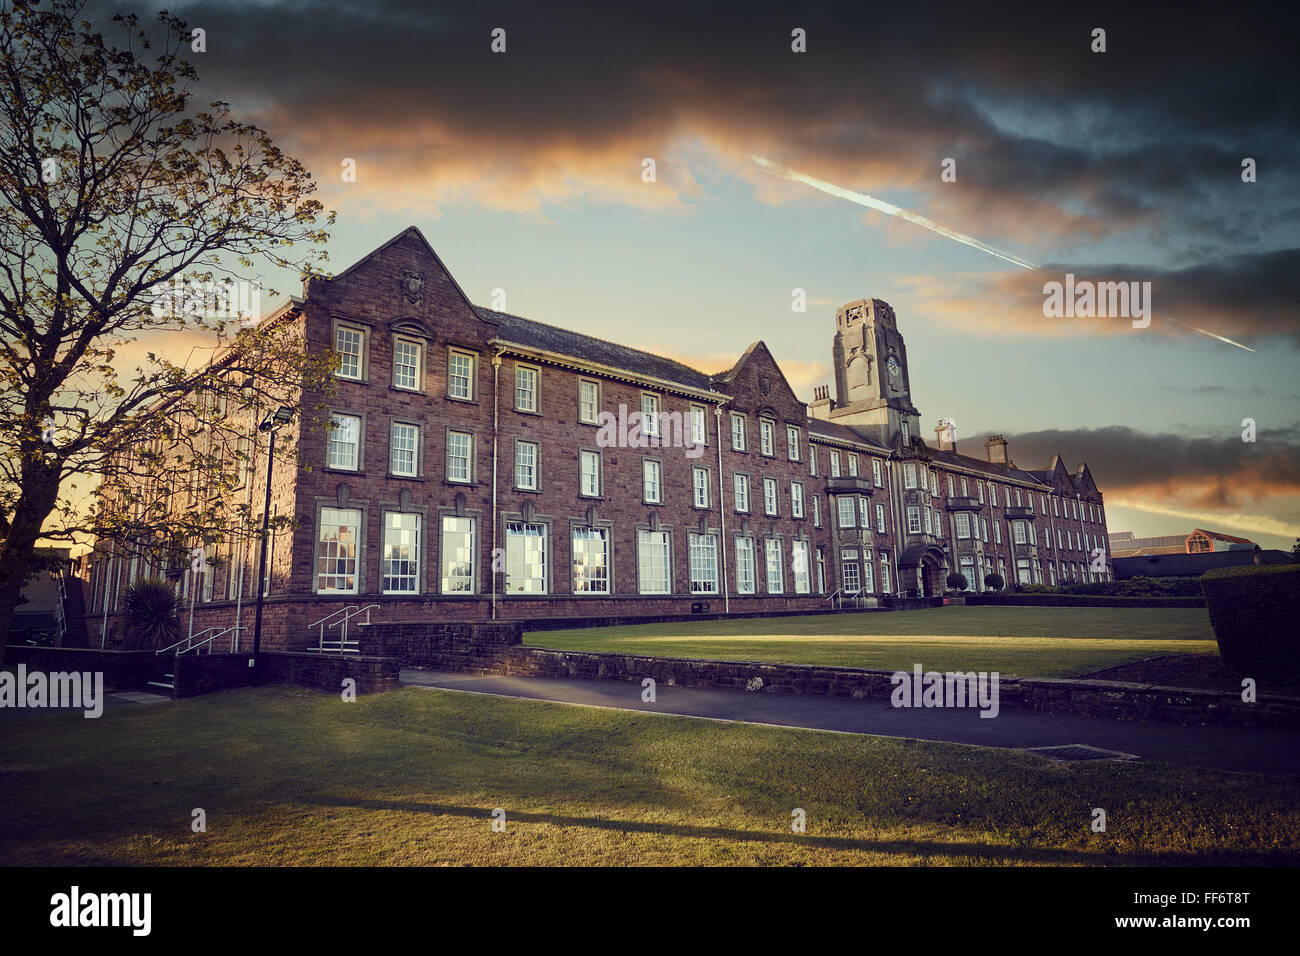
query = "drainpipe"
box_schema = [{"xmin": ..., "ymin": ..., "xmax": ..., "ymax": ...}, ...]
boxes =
[
  {"xmin": 100, "ymin": 540, "xmax": 114, "ymax": 648},
  {"xmin": 885, "ymin": 460, "xmax": 900, "ymax": 598},
  {"xmin": 491, "ymin": 352, "xmax": 502, "ymax": 620},
  {"xmin": 714, "ymin": 404, "xmax": 730, "ymax": 615}
]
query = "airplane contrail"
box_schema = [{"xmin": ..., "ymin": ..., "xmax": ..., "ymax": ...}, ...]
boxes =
[
  {"xmin": 751, "ymin": 153, "xmax": 1255, "ymax": 352},
  {"xmin": 751, "ymin": 154, "xmax": 1038, "ymax": 270}
]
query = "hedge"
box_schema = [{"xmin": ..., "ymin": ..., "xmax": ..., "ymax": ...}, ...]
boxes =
[
  {"xmin": 964, "ymin": 594, "xmax": 1207, "ymax": 608},
  {"xmin": 1200, "ymin": 563, "xmax": 1300, "ymax": 677}
]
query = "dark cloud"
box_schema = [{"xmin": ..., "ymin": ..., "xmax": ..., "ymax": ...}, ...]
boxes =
[
  {"xmin": 90, "ymin": 0, "xmax": 1298, "ymax": 249},
  {"xmin": 988, "ymin": 423, "xmax": 1300, "ymax": 510}
]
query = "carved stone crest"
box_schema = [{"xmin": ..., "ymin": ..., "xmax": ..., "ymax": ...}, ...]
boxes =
[{"xmin": 399, "ymin": 270, "xmax": 425, "ymax": 305}]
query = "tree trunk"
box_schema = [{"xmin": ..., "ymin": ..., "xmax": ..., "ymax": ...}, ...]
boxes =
[{"xmin": 0, "ymin": 465, "xmax": 63, "ymax": 666}]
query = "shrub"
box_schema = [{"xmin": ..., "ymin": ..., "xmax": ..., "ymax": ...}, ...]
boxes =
[
  {"xmin": 983, "ymin": 573, "xmax": 1004, "ymax": 592},
  {"xmin": 1201, "ymin": 564, "xmax": 1300, "ymax": 678},
  {"xmin": 121, "ymin": 578, "xmax": 182, "ymax": 651},
  {"xmin": 945, "ymin": 572, "xmax": 967, "ymax": 591}
]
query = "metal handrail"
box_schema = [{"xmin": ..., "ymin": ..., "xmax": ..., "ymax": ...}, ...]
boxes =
[
  {"xmin": 308, "ymin": 605, "xmax": 358, "ymax": 645},
  {"xmin": 157, "ymin": 624, "xmax": 247, "ymax": 656},
  {"xmin": 317, "ymin": 604, "xmax": 379, "ymax": 653},
  {"xmin": 846, "ymin": 587, "xmax": 865, "ymax": 609}
]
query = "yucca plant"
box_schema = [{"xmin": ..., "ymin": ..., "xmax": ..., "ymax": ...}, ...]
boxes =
[{"xmin": 121, "ymin": 578, "xmax": 182, "ymax": 651}]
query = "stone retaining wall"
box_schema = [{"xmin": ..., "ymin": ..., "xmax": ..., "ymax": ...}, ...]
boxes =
[{"xmin": 384, "ymin": 636, "xmax": 1299, "ymax": 730}]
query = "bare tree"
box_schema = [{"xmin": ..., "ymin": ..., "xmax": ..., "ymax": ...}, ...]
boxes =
[{"xmin": 0, "ymin": 0, "xmax": 337, "ymax": 659}]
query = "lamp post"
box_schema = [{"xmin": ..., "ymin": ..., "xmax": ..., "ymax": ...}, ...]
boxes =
[{"xmin": 251, "ymin": 406, "xmax": 295, "ymax": 667}]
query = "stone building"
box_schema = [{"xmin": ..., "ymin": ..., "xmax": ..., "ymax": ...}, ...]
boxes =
[{"xmin": 85, "ymin": 228, "xmax": 1111, "ymax": 649}]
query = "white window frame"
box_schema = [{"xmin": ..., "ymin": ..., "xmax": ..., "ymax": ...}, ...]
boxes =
[
  {"xmin": 515, "ymin": 364, "xmax": 539, "ymax": 414},
  {"xmin": 393, "ymin": 335, "xmax": 423, "ymax": 391},
  {"xmin": 446, "ymin": 430, "xmax": 474, "ymax": 484},
  {"xmin": 643, "ymin": 459, "xmax": 663, "ymax": 504},
  {"xmin": 447, "ymin": 348, "xmax": 476, "ymax": 401}
]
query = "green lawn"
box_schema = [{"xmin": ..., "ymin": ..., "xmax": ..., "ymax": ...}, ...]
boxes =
[
  {"xmin": 1, "ymin": 685, "xmax": 1294, "ymax": 866},
  {"xmin": 529, "ymin": 606, "xmax": 1218, "ymax": 678}
]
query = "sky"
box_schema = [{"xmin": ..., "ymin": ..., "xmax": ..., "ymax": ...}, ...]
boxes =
[{"xmin": 94, "ymin": 0, "xmax": 1300, "ymax": 549}]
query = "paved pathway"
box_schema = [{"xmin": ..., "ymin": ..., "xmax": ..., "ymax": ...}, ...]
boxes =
[
  {"xmin": 0, "ymin": 690, "xmax": 169, "ymax": 722},
  {"xmin": 401, "ymin": 668, "xmax": 1300, "ymax": 776}
]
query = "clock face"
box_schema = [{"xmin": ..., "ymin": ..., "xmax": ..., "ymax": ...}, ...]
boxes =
[{"xmin": 886, "ymin": 356, "xmax": 901, "ymax": 385}]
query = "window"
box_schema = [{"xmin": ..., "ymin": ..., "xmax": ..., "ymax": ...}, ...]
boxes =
[
  {"xmin": 643, "ymin": 459, "xmax": 662, "ymax": 503},
  {"xmin": 862, "ymin": 559, "xmax": 875, "ymax": 593},
  {"xmin": 515, "ymin": 440, "xmax": 538, "ymax": 490},
  {"xmin": 876, "ymin": 503, "xmax": 886, "ymax": 534},
  {"xmin": 977, "ymin": 482, "xmax": 985, "ymax": 504},
  {"xmin": 791, "ymin": 540, "xmax": 810, "ymax": 594},
  {"xmin": 1052, "ymin": 496, "xmax": 1059, "ymax": 517},
  {"xmin": 763, "ymin": 477, "xmax": 778, "ymax": 516},
  {"xmin": 328, "ymin": 414, "xmax": 361, "ymax": 470},
  {"xmin": 879, "ymin": 554, "xmax": 891, "ymax": 593},
  {"xmin": 446, "ymin": 430, "xmax": 473, "ymax": 483},
  {"xmin": 908, "ymin": 506, "xmax": 922, "ymax": 534},
  {"xmin": 947, "ymin": 475, "xmax": 955, "ymax": 497},
  {"xmin": 791, "ymin": 482, "xmax": 805, "ymax": 518},
  {"xmin": 960, "ymin": 476, "xmax": 969, "ymax": 497},
  {"xmin": 515, "ymin": 365, "xmax": 538, "ymax": 413},
  {"xmin": 572, "ymin": 527, "xmax": 609, "ymax": 593},
  {"xmin": 689, "ymin": 533, "xmax": 719, "ymax": 594},
  {"xmin": 787, "ymin": 425, "xmax": 801, "ymax": 461},
  {"xmin": 1013, "ymin": 521, "xmax": 1027, "ymax": 545},
  {"xmin": 765, "ymin": 539, "xmax": 784, "ymax": 593},
  {"xmin": 981, "ymin": 517, "xmax": 989, "ymax": 542},
  {"xmin": 734, "ymin": 473, "xmax": 751, "ymax": 512},
  {"xmin": 735, "ymin": 538, "xmax": 756, "ymax": 594},
  {"xmin": 390, "ymin": 422, "xmax": 419, "ymax": 477},
  {"xmin": 812, "ymin": 495, "xmax": 821, "ymax": 526},
  {"xmin": 838, "ymin": 497, "xmax": 857, "ymax": 528},
  {"xmin": 956, "ymin": 513, "xmax": 971, "ymax": 539},
  {"xmin": 578, "ymin": 379, "xmax": 600, "ymax": 424},
  {"xmin": 393, "ymin": 336, "xmax": 422, "ymax": 390},
  {"xmin": 872, "ymin": 458, "xmax": 882, "ymax": 486},
  {"xmin": 760, "ymin": 419, "xmax": 775, "ymax": 456},
  {"xmin": 924, "ymin": 506, "xmax": 932, "ymax": 535},
  {"xmin": 447, "ymin": 349, "xmax": 475, "ymax": 401},
  {"xmin": 316, "ymin": 507, "xmax": 360, "ymax": 593},
  {"xmin": 959, "ymin": 556, "xmax": 975, "ymax": 591},
  {"xmin": 842, "ymin": 559, "xmax": 860, "ymax": 593},
  {"xmin": 901, "ymin": 420, "xmax": 910, "ymax": 444},
  {"xmin": 440, "ymin": 515, "xmax": 476, "ymax": 593},
  {"xmin": 1040, "ymin": 494, "xmax": 1047, "ymax": 514},
  {"xmin": 1057, "ymin": 528, "xmax": 1063, "ymax": 549},
  {"xmin": 830, "ymin": 451, "xmax": 841, "ymax": 477},
  {"xmin": 1015, "ymin": 488, "xmax": 1023, "ymax": 507},
  {"xmin": 810, "ymin": 447, "xmax": 818, "ymax": 476},
  {"xmin": 579, "ymin": 450, "xmax": 601, "ymax": 497},
  {"xmin": 638, "ymin": 529, "xmax": 671, "ymax": 594},
  {"xmin": 904, "ymin": 463, "xmax": 917, "ymax": 489},
  {"xmin": 691, "ymin": 405, "xmax": 707, "ymax": 447},
  {"xmin": 505, "ymin": 522, "xmax": 547, "ymax": 593},
  {"xmin": 641, "ymin": 393, "xmax": 660, "ymax": 437},
  {"xmin": 382, "ymin": 512, "xmax": 420, "ymax": 593},
  {"xmin": 730, "ymin": 412, "xmax": 747, "ymax": 451},
  {"xmin": 990, "ymin": 482, "xmax": 998, "ymax": 506},
  {"xmin": 692, "ymin": 467, "xmax": 710, "ymax": 508},
  {"xmin": 335, "ymin": 325, "xmax": 364, "ymax": 380},
  {"xmin": 816, "ymin": 547, "xmax": 826, "ymax": 594},
  {"xmin": 848, "ymin": 454, "xmax": 859, "ymax": 477},
  {"xmin": 858, "ymin": 496, "xmax": 871, "ymax": 528}
]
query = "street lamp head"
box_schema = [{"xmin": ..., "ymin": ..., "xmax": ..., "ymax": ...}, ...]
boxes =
[{"xmin": 259, "ymin": 405, "xmax": 295, "ymax": 432}]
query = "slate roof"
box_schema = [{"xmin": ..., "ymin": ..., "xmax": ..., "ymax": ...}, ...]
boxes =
[
  {"xmin": 923, "ymin": 445, "xmax": 1048, "ymax": 485},
  {"xmin": 477, "ymin": 307, "xmax": 719, "ymax": 393},
  {"xmin": 806, "ymin": 419, "xmax": 891, "ymax": 453}
]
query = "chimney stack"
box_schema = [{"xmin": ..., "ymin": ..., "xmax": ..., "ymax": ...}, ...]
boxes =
[
  {"xmin": 985, "ymin": 434, "xmax": 1008, "ymax": 465},
  {"xmin": 934, "ymin": 418, "xmax": 956, "ymax": 452}
]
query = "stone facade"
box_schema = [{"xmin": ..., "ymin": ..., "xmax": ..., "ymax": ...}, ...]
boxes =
[{"xmin": 86, "ymin": 226, "xmax": 1111, "ymax": 649}]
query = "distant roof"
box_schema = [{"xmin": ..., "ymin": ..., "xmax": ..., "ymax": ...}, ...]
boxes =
[
  {"xmin": 1193, "ymin": 528, "xmax": 1253, "ymax": 544},
  {"xmin": 1113, "ymin": 549, "xmax": 1290, "ymax": 578},
  {"xmin": 479, "ymin": 307, "xmax": 718, "ymax": 393}
]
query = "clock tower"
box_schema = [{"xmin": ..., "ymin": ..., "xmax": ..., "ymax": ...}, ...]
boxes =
[{"xmin": 809, "ymin": 298, "xmax": 922, "ymax": 448}]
